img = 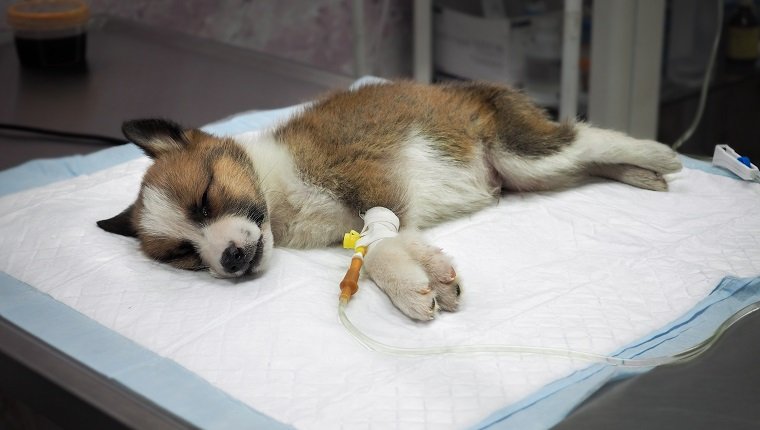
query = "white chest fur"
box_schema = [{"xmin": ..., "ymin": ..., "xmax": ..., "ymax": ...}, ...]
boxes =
[{"xmin": 235, "ymin": 131, "xmax": 360, "ymax": 248}]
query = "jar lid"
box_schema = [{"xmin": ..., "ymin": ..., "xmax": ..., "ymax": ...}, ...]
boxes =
[{"xmin": 7, "ymin": 0, "xmax": 90, "ymax": 31}]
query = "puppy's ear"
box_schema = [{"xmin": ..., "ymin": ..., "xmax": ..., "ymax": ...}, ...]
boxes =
[
  {"xmin": 97, "ymin": 204, "xmax": 138, "ymax": 238},
  {"xmin": 122, "ymin": 119, "xmax": 188, "ymax": 159}
]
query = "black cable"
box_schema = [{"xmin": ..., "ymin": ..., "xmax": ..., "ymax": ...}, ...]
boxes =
[{"xmin": 0, "ymin": 123, "xmax": 128, "ymax": 146}]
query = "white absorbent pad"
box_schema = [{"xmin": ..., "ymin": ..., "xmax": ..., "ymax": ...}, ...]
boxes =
[{"xmin": 1, "ymin": 158, "xmax": 759, "ymax": 430}]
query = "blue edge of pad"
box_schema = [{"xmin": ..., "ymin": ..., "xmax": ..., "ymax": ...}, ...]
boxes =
[{"xmin": 1, "ymin": 100, "xmax": 758, "ymax": 429}]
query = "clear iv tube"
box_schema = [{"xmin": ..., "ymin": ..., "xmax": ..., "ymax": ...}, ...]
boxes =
[
  {"xmin": 338, "ymin": 298, "xmax": 760, "ymax": 368},
  {"xmin": 672, "ymin": 0, "xmax": 723, "ymax": 151}
]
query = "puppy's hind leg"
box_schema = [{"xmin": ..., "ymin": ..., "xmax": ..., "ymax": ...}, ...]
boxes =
[
  {"xmin": 491, "ymin": 124, "xmax": 682, "ymax": 192},
  {"xmin": 574, "ymin": 124, "xmax": 682, "ymax": 177},
  {"xmin": 457, "ymin": 81, "xmax": 681, "ymax": 191},
  {"xmin": 588, "ymin": 164, "xmax": 669, "ymax": 191}
]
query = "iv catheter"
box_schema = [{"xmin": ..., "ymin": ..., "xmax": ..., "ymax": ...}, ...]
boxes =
[
  {"xmin": 340, "ymin": 207, "xmax": 400, "ymax": 304},
  {"xmin": 339, "ymin": 207, "xmax": 760, "ymax": 368}
]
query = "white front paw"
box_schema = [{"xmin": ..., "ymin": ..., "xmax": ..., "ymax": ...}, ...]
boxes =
[{"xmin": 363, "ymin": 232, "xmax": 460, "ymax": 321}]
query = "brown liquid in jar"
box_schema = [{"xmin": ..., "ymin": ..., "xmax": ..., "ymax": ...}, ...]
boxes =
[{"xmin": 14, "ymin": 32, "xmax": 87, "ymax": 69}]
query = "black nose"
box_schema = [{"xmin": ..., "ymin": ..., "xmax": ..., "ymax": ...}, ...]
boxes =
[{"xmin": 221, "ymin": 244, "xmax": 247, "ymax": 273}]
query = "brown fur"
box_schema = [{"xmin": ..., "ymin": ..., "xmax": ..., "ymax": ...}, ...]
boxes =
[{"xmin": 275, "ymin": 81, "xmax": 573, "ymax": 217}]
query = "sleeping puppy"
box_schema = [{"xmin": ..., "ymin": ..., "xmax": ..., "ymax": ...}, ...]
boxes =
[{"xmin": 98, "ymin": 81, "xmax": 682, "ymax": 320}]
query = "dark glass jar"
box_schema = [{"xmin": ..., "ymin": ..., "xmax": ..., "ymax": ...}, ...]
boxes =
[{"xmin": 6, "ymin": 0, "xmax": 90, "ymax": 69}]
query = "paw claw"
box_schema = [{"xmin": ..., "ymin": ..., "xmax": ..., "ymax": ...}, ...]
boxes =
[
  {"xmin": 434, "ymin": 277, "xmax": 461, "ymax": 312},
  {"xmin": 438, "ymin": 268, "xmax": 457, "ymax": 284}
]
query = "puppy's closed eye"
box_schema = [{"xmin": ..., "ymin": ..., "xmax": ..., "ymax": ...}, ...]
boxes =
[
  {"xmin": 190, "ymin": 177, "xmax": 213, "ymax": 223},
  {"xmin": 200, "ymin": 184, "xmax": 212, "ymax": 219}
]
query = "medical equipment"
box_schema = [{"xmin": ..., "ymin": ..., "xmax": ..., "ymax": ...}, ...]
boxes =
[
  {"xmin": 712, "ymin": 144, "xmax": 760, "ymax": 182},
  {"xmin": 339, "ymin": 207, "xmax": 760, "ymax": 368}
]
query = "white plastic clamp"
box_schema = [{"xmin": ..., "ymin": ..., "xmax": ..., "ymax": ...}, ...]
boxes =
[{"xmin": 712, "ymin": 144, "xmax": 759, "ymax": 181}]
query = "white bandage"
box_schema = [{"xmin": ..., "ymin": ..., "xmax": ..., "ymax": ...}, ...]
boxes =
[{"xmin": 355, "ymin": 207, "xmax": 400, "ymax": 248}]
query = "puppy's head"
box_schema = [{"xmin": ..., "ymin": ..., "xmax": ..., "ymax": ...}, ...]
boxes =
[{"xmin": 98, "ymin": 119, "xmax": 273, "ymax": 278}]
